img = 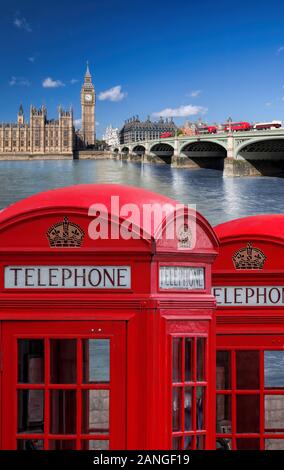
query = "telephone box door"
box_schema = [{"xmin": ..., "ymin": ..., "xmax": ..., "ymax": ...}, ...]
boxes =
[
  {"xmin": 168, "ymin": 320, "xmax": 214, "ymax": 450},
  {"xmin": 2, "ymin": 321, "xmax": 126, "ymax": 450},
  {"xmin": 217, "ymin": 334, "xmax": 284, "ymax": 450}
]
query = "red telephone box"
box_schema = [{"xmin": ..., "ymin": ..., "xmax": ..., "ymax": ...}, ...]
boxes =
[
  {"xmin": 213, "ymin": 215, "xmax": 284, "ymax": 450},
  {"xmin": 0, "ymin": 184, "xmax": 218, "ymax": 450}
]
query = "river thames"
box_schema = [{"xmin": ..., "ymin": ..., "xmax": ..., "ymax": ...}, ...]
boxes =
[{"xmin": 1, "ymin": 159, "xmax": 284, "ymax": 226}]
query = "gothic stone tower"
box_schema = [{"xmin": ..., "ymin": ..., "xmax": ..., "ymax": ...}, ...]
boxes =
[
  {"xmin": 81, "ymin": 63, "xmax": 96, "ymax": 146},
  {"xmin": 17, "ymin": 104, "xmax": 24, "ymax": 125}
]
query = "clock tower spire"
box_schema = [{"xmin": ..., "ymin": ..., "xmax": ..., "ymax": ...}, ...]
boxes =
[{"xmin": 81, "ymin": 62, "xmax": 96, "ymax": 146}]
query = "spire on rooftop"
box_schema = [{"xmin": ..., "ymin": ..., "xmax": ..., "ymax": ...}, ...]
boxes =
[{"xmin": 85, "ymin": 61, "xmax": 91, "ymax": 78}]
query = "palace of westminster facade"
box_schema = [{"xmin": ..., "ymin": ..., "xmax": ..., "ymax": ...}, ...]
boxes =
[{"xmin": 0, "ymin": 64, "xmax": 96, "ymax": 156}]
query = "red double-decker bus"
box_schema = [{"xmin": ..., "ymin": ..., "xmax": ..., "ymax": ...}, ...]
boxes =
[
  {"xmin": 160, "ymin": 132, "xmax": 173, "ymax": 138},
  {"xmin": 253, "ymin": 121, "xmax": 282, "ymax": 130},
  {"xmin": 196, "ymin": 125, "xmax": 217, "ymax": 134},
  {"xmin": 223, "ymin": 121, "xmax": 251, "ymax": 132}
]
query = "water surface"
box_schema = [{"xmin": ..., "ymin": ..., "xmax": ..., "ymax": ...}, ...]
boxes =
[{"xmin": 0, "ymin": 159, "xmax": 283, "ymax": 226}]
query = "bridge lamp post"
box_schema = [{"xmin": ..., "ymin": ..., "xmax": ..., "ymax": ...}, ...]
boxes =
[{"xmin": 227, "ymin": 116, "xmax": 232, "ymax": 134}]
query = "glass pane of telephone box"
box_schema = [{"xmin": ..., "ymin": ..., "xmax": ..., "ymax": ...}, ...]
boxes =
[
  {"xmin": 184, "ymin": 387, "xmax": 192, "ymax": 431},
  {"xmin": 197, "ymin": 338, "xmax": 206, "ymax": 381},
  {"xmin": 50, "ymin": 390, "xmax": 76, "ymax": 434},
  {"xmin": 216, "ymin": 351, "xmax": 231, "ymax": 390},
  {"xmin": 196, "ymin": 435, "xmax": 205, "ymax": 450},
  {"xmin": 265, "ymin": 351, "xmax": 284, "ymax": 388},
  {"xmin": 18, "ymin": 390, "xmax": 44, "ymax": 434},
  {"xmin": 184, "ymin": 435, "xmax": 194, "ymax": 450},
  {"xmin": 236, "ymin": 438, "xmax": 260, "ymax": 450},
  {"xmin": 265, "ymin": 439, "xmax": 284, "ymax": 450},
  {"xmin": 49, "ymin": 440, "xmax": 76, "ymax": 450},
  {"xmin": 265, "ymin": 395, "xmax": 284, "ymax": 432},
  {"xmin": 82, "ymin": 390, "xmax": 109, "ymax": 434},
  {"xmin": 185, "ymin": 338, "xmax": 193, "ymax": 382},
  {"xmin": 172, "ymin": 437, "xmax": 182, "ymax": 450},
  {"xmin": 81, "ymin": 440, "xmax": 109, "ymax": 450},
  {"xmin": 18, "ymin": 340, "xmax": 44, "ymax": 384},
  {"xmin": 50, "ymin": 339, "xmax": 77, "ymax": 384},
  {"xmin": 196, "ymin": 387, "xmax": 205, "ymax": 430},
  {"xmin": 236, "ymin": 351, "xmax": 260, "ymax": 390},
  {"xmin": 216, "ymin": 395, "xmax": 232, "ymax": 434},
  {"xmin": 172, "ymin": 338, "xmax": 182, "ymax": 383},
  {"xmin": 236, "ymin": 395, "xmax": 260, "ymax": 433},
  {"xmin": 17, "ymin": 439, "xmax": 44, "ymax": 450},
  {"xmin": 216, "ymin": 438, "xmax": 232, "ymax": 450},
  {"xmin": 172, "ymin": 387, "xmax": 182, "ymax": 432},
  {"xmin": 83, "ymin": 339, "xmax": 110, "ymax": 384}
]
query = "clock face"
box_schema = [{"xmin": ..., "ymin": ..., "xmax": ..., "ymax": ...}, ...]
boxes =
[{"xmin": 85, "ymin": 94, "xmax": 92, "ymax": 102}]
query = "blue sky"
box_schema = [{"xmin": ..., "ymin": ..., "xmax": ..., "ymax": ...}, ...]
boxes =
[{"xmin": 1, "ymin": 0, "xmax": 284, "ymax": 137}]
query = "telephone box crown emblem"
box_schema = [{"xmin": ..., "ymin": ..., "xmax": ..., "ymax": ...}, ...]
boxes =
[
  {"xmin": 232, "ymin": 242, "xmax": 266, "ymax": 270},
  {"xmin": 47, "ymin": 217, "xmax": 85, "ymax": 247}
]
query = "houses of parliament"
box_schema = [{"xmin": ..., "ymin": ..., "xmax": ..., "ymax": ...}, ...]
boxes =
[{"xmin": 0, "ymin": 64, "xmax": 96, "ymax": 157}]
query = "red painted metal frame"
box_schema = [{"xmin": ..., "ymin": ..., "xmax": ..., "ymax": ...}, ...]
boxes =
[
  {"xmin": 217, "ymin": 334, "xmax": 284, "ymax": 450},
  {"xmin": 169, "ymin": 333, "xmax": 208, "ymax": 450},
  {"xmin": 166, "ymin": 320, "xmax": 216, "ymax": 450},
  {"xmin": 2, "ymin": 321, "xmax": 126, "ymax": 450}
]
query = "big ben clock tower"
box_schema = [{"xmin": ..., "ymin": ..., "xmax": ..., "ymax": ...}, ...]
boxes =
[{"xmin": 81, "ymin": 62, "xmax": 96, "ymax": 146}]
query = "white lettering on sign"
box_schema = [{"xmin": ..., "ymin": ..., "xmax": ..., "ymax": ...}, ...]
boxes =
[
  {"xmin": 159, "ymin": 266, "xmax": 205, "ymax": 290},
  {"xmin": 4, "ymin": 266, "xmax": 131, "ymax": 289},
  {"xmin": 213, "ymin": 286, "xmax": 284, "ymax": 306}
]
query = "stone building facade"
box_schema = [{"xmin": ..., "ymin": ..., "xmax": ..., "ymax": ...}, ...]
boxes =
[
  {"xmin": 102, "ymin": 125, "xmax": 119, "ymax": 147},
  {"xmin": 0, "ymin": 105, "xmax": 73, "ymax": 156},
  {"xmin": 0, "ymin": 64, "xmax": 96, "ymax": 156},
  {"xmin": 181, "ymin": 120, "xmax": 196, "ymax": 136},
  {"xmin": 119, "ymin": 116, "xmax": 176, "ymax": 144}
]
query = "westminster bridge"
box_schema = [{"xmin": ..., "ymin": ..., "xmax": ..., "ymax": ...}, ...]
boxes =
[{"xmin": 112, "ymin": 129, "xmax": 284, "ymax": 176}]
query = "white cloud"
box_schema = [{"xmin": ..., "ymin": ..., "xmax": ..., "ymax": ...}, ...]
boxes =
[
  {"xmin": 70, "ymin": 78, "xmax": 78, "ymax": 84},
  {"xmin": 96, "ymin": 121, "xmax": 100, "ymax": 126},
  {"xmin": 9, "ymin": 77, "xmax": 16, "ymax": 86},
  {"xmin": 189, "ymin": 89, "xmax": 202, "ymax": 98},
  {"xmin": 152, "ymin": 104, "xmax": 208, "ymax": 118},
  {"xmin": 14, "ymin": 16, "xmax": 32, "ymax": 32},
  {"xmin": 265, "ymin": 102, "xmax": 272, "ymax": 107},
  {"xmin": 74, "ymin": 118, "xmax": 82, "ymax": 128},
  {"xmin": 98, "ymin": 85, "xmax": 127, "ymax": 102},
  {"xmin": 277, "ymin": 46, "xmax": 284, "ymax": 55},
  {"xmin": 42, "ymin": 77, "xmax": 65, "ymax": 88},
  {"xmin": 9, "ymin": 76, "xmax": 30, "ymax": 86},
  {"xmin": 28, "ymin": 56, "xmax": 35, "ymax": 62}
]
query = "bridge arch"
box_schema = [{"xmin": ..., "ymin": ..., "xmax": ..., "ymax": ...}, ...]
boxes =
[
  {"xmin": 236, "ymin": 137, "xmax": 284, "ymax": 159},
  {"xmin": 235, "ymin": 137, "xmax": 284, "ymax": 176},
  {"xmin": 149, "ymin": 142, "xmax": 174, "ymax": 164},
  {"xmin": 179, "ymin": 140, "xmax": 227, "ymax": 171},
  {"xmin": 113, "ymin": 147, "xmax": 119, "ymax": 153},
  {"xmin": 132, "ymin": 145, "xmax": 146, "ymax": 156},
  {"xmin": 180, "ymin": 140, "xmax": 227, "ymax": 157},
  {"xmin": 121, "ymin": 146, "xmax": 129, "ymax": 155}
]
